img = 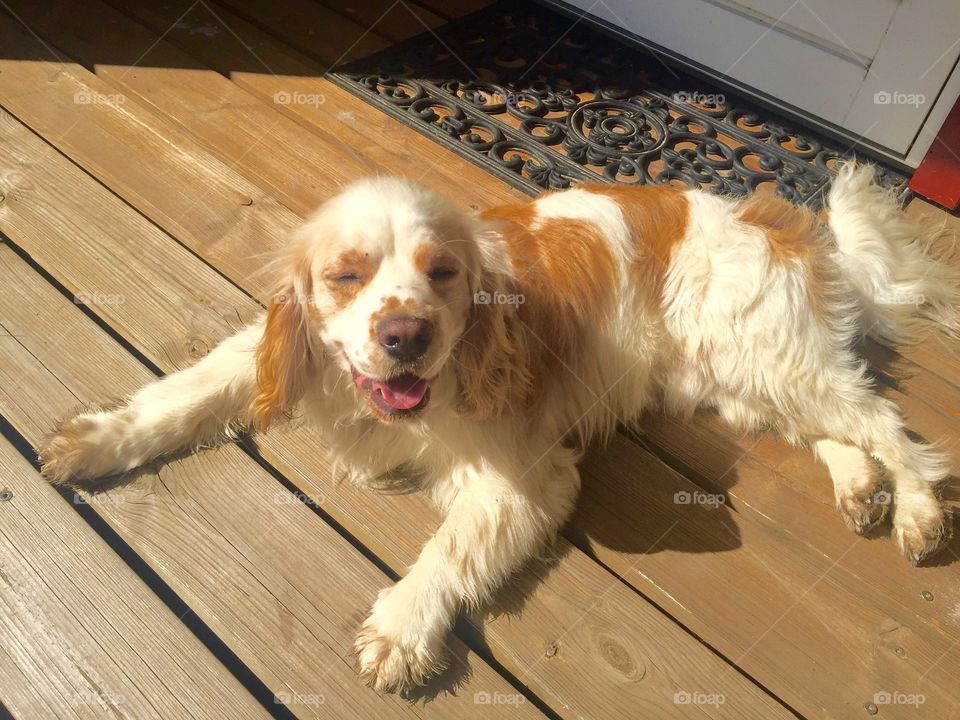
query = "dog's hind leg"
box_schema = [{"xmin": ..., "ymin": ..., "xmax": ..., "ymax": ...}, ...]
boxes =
[
  {"xmin": 706, "ymin": 325, "xmax": 949, "ymax": 563},
  {"xmin": 811, "ymin": 390, "xmax": 950, "ymax": 563},
  {"xmin": 709, "ymin": 390, "xmax": 887, "ymax": 535},
  {"xmin": 771, "ymin": 355, "xmax": 949, "ymax": 563}
]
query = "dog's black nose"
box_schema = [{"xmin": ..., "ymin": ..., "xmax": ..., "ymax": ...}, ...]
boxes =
[{"xmin": 376, "ymin": 317, "xmax": 434, "ymax": 361}]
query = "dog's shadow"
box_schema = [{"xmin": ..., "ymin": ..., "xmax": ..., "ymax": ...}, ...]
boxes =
[
  {"xmin": 571, "ymin": 425, "xmax": 746, "ymax": 558},
  {"xmin": 418, "ymin": 399, "xmax": 960, "ymax": 699}
]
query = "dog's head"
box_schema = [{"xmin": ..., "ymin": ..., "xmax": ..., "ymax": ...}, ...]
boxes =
[{"xmin": 252, "ymin": 177, "xmax": 529, "ymax": 427}]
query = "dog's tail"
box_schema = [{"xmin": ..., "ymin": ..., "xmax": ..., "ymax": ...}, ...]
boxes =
[{"xmin": 826, "ymin": 163, "xmax": 960, "ymax": 345}]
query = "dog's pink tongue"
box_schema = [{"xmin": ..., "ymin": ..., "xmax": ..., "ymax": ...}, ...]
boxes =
[{"xmin": 371, "ymin": 376, "xmax": 428, "ymax": 410}]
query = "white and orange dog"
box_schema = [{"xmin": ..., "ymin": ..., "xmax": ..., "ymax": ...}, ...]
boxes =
[{"xmin": 40, "ymin": 164, "xmax": 958, "ymax": 691}]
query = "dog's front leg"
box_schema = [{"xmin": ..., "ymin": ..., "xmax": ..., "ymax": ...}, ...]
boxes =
[{"xmin": 356, "ymin": 449, "xmax": 581, "ymax": 692}]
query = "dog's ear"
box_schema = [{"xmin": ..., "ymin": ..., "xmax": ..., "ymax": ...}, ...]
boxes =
[
  {"xmin": 253, "ymin": 255, "xmax": 316, "ymax": 429},
  {"xmin": 455, "ymin": 225, "xmax": 531, "ymax": 419}
]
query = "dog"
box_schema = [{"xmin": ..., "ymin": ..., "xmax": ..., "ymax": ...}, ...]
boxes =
[{"xmin": 38, "ymin": 164, "xmax": 958, "ymax": 692}]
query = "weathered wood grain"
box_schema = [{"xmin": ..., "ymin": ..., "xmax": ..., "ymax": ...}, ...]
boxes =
[
  {"xmin": 314, "ymin": 0, "xmax": 445, "ymax": 41},
  {"xmin": 0, "ymin": 434, "xmax": 270, "ymax": 720},
  {"xmin": 111, "ymin": 0, "xmax": 524, "ymax": 209},
  {"xmin": 571, "ymin": 433, "xmax": 960, "ymax": 718},
  {"xmin": 6, "ymin": 0, "xmax": 515, "ymax": 228}
]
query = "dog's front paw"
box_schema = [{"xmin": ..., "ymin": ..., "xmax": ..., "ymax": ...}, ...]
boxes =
[
  {"xmin": 38, "ymin": 413, "xmax": 109, "ymax": 485},
  {"xmin": 892, "ymin": 491, "xmax": 951, "ymax": 565},
  {"xmin": 355, "ymin": 588, "xmax": 447, "ymax": 693}
]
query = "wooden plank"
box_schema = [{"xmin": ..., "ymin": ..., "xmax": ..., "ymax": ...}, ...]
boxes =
[
  {"xmin": 5, "ymin": 0, "xmax": 514, "ymax": 227},
  {"xmin": 400, "ymin": 0, "xmax": 492, "ymax": 22},
  {"xmin": 214, "ymin": 0, "xmax": 428, "ymax": 65},
  {"xmin": 637, "ymin": 405, "xmax": 960, "ymax": 621},
  {"xmin": 0, "ymin": 435, "xmax": 270, "ymax": 720},
  {"xmin": 109, "ymin": 0, "xmax": 525, "ymax": 209},
  {"xmin": 315, "ymin": 0, "xmax": 446, "ymax": 42},
  {"xmin": 214, "ymin": 0, "xmax": 389, "ymax": 65},
  {"xmin": 569, "ymin": 434, "xmax": 960, "ymax": 719},
  {"xmin": 0, "ymin": 14, "xmax": 789, "ymax": 720},
  {"xmin": 0, "ymin": 152, "xmax": 535, "ymax": 720}
]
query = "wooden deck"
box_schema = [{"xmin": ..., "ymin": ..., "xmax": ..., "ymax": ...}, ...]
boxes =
[{"xmin": 0, "ymin": 1, "xmax": 958, "ymax": 718}]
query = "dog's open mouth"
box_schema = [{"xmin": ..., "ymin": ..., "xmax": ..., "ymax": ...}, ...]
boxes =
[{"xmin": 351, "ymin": 367, "xmax": 431, "ymax": 419}]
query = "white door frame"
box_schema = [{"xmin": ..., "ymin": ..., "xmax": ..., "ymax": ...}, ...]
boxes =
[{"xmin": 545, "ymin": 0, "xmax": 960, "ymax": 168}]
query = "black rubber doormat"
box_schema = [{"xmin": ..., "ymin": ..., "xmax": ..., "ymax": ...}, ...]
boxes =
[{"xmin": 328, "ymin": 0, "xmax": 908, "ymax": 207}]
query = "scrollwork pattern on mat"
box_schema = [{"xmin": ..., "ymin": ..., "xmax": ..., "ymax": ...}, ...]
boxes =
[{"xmin": 332, "ymin": 0, "xmax": 908, "ymax": 207}]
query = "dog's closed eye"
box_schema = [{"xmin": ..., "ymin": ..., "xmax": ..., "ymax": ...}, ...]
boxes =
[
  {"xmin": 328, "ymin": 271, "xmax": 364, "ymax": 283},
  {"xmin": 427, "ymin": 266, "xmax": 458, "ymax": 282},
  {"xmin": 323, "ymin": 249, "xmax": 378, "ymax": 288}
]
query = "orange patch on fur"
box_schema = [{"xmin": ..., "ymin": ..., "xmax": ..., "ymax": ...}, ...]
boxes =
[
  {"xmin": 412, "ymin": 244, "xmax": 434, "ymax": 274},
  {"xmin": 322, "ymin": 249, "xmax": 377, "ymax": 309},
  {"xmin": 585, "ymin": 184, "xmax": 690, "ymax": 293},
  {"xmin": 369, "ymin": 296, "xmax": 420, "ymax": 340},
  {"xmin": 737, "ymin": 193, "xmax": 832, "ymax": 315},
  {"xmin": 479, "ymin": 202, "xmax": 618, "ymax": 402},
  {"xmin": 737, "ymin": 193, "xmax": 822, "ymax": 263},
  {"xmin": 481, "ymin": 204, "xmax": 616, "ymax": 321},
  {"xmin": 412, "ymin": 243, "xmax": 458, "ymax": 274},
  {"xmin": 253, "ymin": 289, "xmax": 313, "ymax": 429}
]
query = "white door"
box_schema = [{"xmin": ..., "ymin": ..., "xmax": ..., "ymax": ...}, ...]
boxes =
[{"xmin": 565, "ymin": 0, "xmax": 960, "ymax": 163}]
